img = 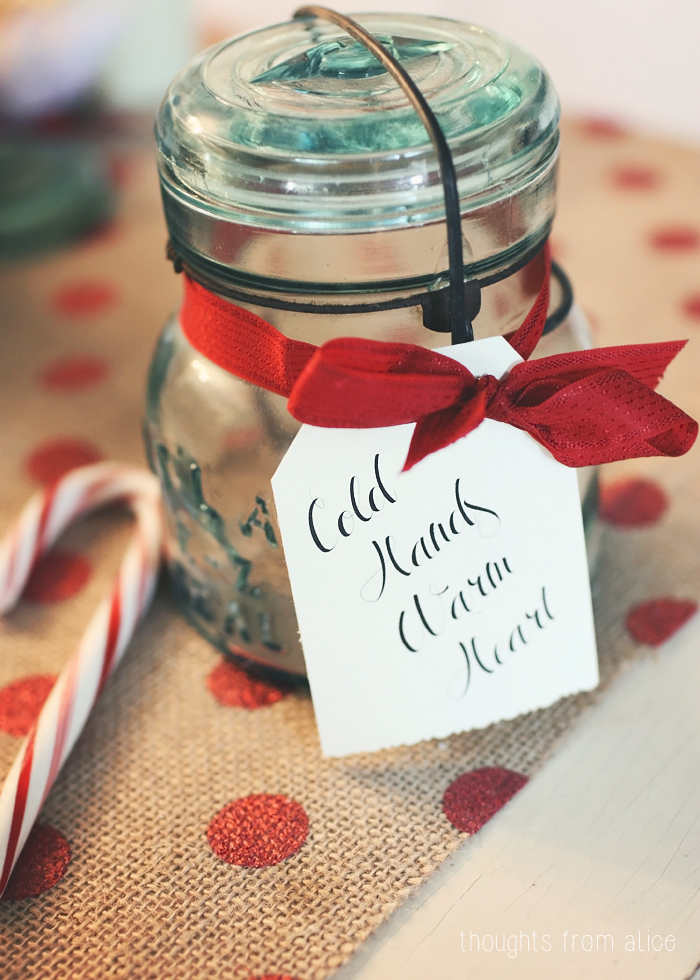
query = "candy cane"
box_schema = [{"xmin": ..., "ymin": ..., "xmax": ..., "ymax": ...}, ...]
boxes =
[{"xmin": 0, "ymin": 463, "xmax": 163, "ymax": 896}]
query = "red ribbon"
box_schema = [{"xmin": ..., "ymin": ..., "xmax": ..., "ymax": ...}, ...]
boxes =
[{"xmin": 179, "ymin": 248, "xmax": 697, "ymax": 471}]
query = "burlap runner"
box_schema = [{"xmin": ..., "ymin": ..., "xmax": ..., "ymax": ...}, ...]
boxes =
[{"xmin": 0, "ymin": 118, "xmax": 698, "ymax": 979}]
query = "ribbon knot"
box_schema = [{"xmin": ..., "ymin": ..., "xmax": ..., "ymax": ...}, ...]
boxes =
[
  {"xmin": 286, "ymin": 338, "xmax": 503, "ymax": 470},
  {"xmin": 284, "ymin": 336, "xmax": 697, "ymax": 470}
]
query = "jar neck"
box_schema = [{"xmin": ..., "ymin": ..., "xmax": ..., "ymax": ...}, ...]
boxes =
[
  {"xmin": 161, "ymin": 158, "xmax": 556, "ymax": 295},
  {"xmin": 169, "ymin": 232, "xmax": 554, "ymax": 345}
]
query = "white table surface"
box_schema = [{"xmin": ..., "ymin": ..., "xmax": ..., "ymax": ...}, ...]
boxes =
[{"xmin": 335, "ymin": 614, "xmax": 700, "ymax": 980}]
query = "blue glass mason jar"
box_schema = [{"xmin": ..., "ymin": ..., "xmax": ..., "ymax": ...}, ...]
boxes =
[{"xmin": 146, "ymin": 13, "xmax": 599, "ymax": 681}]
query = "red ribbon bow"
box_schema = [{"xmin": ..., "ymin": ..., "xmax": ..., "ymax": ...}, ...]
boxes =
[{"xmin": 179, "ymin": 248, "xmax": 697, "ymax": 471}]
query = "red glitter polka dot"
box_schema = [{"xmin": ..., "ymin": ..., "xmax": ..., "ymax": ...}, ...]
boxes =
[
  {"xmin": 39, "ymin": 356, "xmax": 109, "ymax": 392},
  {"xmin": 578, "ymin": 117, "xmax": 626, "ymax": 139},
  {"xmin": 24, "ymin": 438, "xmax": 103, "ymax": 485},
  {"xmin": 207, "ymin": 794, "xmax": 308, "ymax": 868},
  {"xmin": 626, "ymin": 598, "xmax": 698, "ymax": 646},
  {"xmin": 599, "ymin": 478, "xmax": 668, "ymax": 528},
  {"xmin": 207, "ymin": 660, "xmax": 288, "ymax": 709},
  {"xmin": 649, "ymin": 228, "xmax": 700, "ymax": 252},
  {"xmin": 0, "ymin": 675, "xmax": 57, "ymax": 736},
  {"xmin": 51, "ymin": 281, "xmax": 118, "ymax": 317},
  {"xmin": 610, "ymin": 165, "xmax": 659, "ymax": 190},
  {"xmin": 108, "ymin": 155, "xmax": 132, "ymax": 189},
  {"xmin": 443, "ymin": 767, "xmax": 527, "ymax": 834},
  {"xmin": 24, "ymin": 549, "xmax": 92, "ymax": 603},
  {"xmin": 1, "ymin": 824, "xmax": 71, "ymax": 901},
  {"xmin": 81, "ymin": 221, "xmax": 121, "ymax": 248},
  {"xmin": 252, "ymin": 976, "xmax": 301, "ymax": 980},
  {"xmin": 681, "ymin": 295, "xmax": 700, "ymax": 322}
]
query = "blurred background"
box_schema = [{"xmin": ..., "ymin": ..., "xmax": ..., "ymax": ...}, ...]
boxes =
[
  {"xmin": 1, "ymin": 0, "xmax": 698, "ymax": 137},
  {"xmin": 1, "ymin": 0, "xmax": 696, "ymax": 261}
]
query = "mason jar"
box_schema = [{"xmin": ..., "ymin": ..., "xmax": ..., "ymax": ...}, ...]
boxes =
[{"xmin": 146, "ymin": 12, "xmax": 598, "ymax": 681}]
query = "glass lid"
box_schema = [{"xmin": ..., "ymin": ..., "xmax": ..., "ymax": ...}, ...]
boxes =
[{"xmin": 156, "ymin": 13, "xmax": 559, "ymax": 232}]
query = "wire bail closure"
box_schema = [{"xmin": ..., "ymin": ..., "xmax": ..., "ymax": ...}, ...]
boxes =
[{"xmin": 293, "ymin": 5, "xmax": 474, "ymax": 345}]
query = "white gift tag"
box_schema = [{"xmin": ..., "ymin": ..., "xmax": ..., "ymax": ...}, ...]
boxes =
[{"xmin": 272, "ymin": 336, "xmax": 599, "ymax": 757}]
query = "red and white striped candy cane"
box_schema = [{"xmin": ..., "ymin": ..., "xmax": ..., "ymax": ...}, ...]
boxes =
[{"xmin": 0, "ymin": 463, "xmax": 163, "ymax": 896}]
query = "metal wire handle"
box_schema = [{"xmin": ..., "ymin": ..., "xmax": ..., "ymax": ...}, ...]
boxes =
[{"xmin": 293, "ymin": 5, "xmax": 473, "ymax": 344}]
